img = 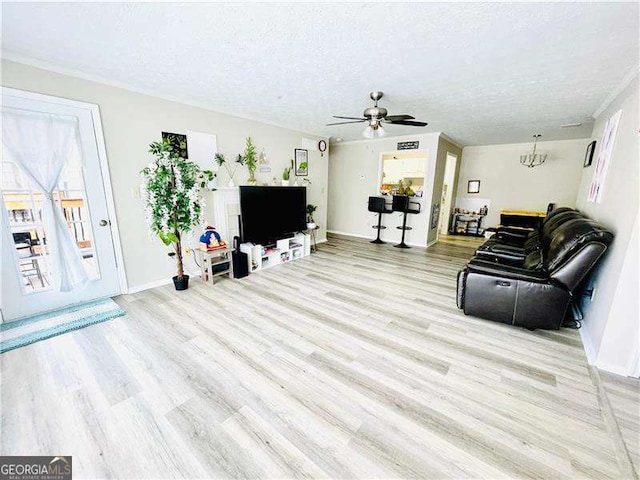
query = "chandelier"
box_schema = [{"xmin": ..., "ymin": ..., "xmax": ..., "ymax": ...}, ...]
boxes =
[{"xmin": 520, "ymin": 134, "xmax": 547, "ymax": 168}]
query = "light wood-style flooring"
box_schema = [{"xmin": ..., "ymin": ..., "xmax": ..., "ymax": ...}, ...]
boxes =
[{"xmin": 1, "ymin": 234, "xmax": 637, "ymax": 479}]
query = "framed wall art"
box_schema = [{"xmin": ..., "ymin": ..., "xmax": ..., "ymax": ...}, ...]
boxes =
[
  {"xmin": 294, "ymin": 148, "xmax": 308, "ymax": 176},
  {"xmin": 467, "ymin": 180, "xmax": 481, "ymax": 194}
]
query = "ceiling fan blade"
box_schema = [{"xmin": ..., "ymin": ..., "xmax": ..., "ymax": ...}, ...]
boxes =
[
  {"xmin": 333, "ymin": 116, "xmax": 366, "ymax": 120},
  {"xmin": 326, "ymin": 120, "xmax": 366, "ymax": 126},
  {"xmin": 384, "ymin": 114, "xmax": 415, "ymax": 122},
  {"xmin": 387, "ymin": 120, "xmax": 429, "ymax": 127}
]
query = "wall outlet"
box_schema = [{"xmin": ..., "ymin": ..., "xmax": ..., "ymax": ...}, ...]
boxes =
[{"xmin": 131, "ymin": 186, "xmax": 141, "ymax": 199}]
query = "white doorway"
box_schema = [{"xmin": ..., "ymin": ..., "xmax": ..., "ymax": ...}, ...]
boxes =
[
  {"xmin": 1, "ymin": 88, "xmax": 124, "ymax": 321},
  {"xmin": 438, "ymin": 153, "xmax": 458, "ymax": 235}
]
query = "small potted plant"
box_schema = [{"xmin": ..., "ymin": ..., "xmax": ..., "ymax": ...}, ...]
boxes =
[
  {"xmin": 243, "ymin": 137, "xmax": 258, "ymax": 185},
  {"xmin": 282, "ymin": 165, "xmax": 292, "ymax": 186},
  {"xmin": 306, "ymin": 204, "xmax": 318, "ymax": 230},
  {"xmin": 282, "ymin": 158, "xmax": 294, "ymax": 186},
  {"xmin": 141, "ymin": 140, "xmax": 213, "ymax": 290}
]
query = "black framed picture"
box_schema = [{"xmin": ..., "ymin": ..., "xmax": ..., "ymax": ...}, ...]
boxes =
[
  {"xmin": 294, "ymin": 149, "xmax": 308, "ymax": 176},
  {"xmin": 162, "ymin": 132, "xmax": 188, "ymax": 158},
  {"xmin": 584, "ymin": 140, "xmax": 596, "ymax": 168},
  {"xmin": 467, "ymin": 180, "xmax": 480, "ymax": 194}
]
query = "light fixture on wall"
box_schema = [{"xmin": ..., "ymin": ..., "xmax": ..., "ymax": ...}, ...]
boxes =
[
  {"xmin": 362, "ymin": 119, "xmax": 387, "ymax": 139},
  {"xmin": 520, "ymin": 134, "xmax": 547, "ymax": 168}
]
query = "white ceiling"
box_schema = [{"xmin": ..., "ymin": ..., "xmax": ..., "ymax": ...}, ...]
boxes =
[{"xmin": 2, "ymin": 2, "xmax": 638, "ymax": 145}]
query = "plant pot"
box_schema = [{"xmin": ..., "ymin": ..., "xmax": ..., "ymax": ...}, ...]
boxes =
[
  {"xmin": 172, "ymin": 274, "xmax": 189, "ymax": 291},
  {"xmin": 307, "ymin": 222, "xmax": 316, "ymax": 230},
  {"xmin": 281, "ymin": 180, "xmax": 290, "ymax": 186},
  {"xmin": 247, "ymin": 172, "xmax": 258, "ymax": 186}
]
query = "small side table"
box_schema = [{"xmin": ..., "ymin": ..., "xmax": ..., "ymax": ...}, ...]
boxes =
[
  {"xmin": 307, "ymin": 226, "xmax": 320, "ymax": 253},
  {"xmin": 195, "ymin": 248, "xmax": 233, "ymax": 285}
]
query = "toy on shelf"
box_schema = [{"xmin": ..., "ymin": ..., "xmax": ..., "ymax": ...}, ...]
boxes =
[{"xmin": 199, "ymin": 226, "xmax": 227, "ymax": 251}]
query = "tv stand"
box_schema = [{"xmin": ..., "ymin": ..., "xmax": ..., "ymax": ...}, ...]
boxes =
[{"xmin": 239, "ymin": 233, "xmax": 311, "ymax": 274}]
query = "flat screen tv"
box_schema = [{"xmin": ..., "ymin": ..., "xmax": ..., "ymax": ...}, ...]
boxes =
[{"xmin": 240, "ymin": 186, "xmax": 307, "ymax": 246}]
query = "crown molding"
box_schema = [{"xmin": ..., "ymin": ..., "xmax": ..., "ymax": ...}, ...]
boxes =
[
  {"xmin": 592, "ymin": 63, "xmax": 640, "ymax": 118},
  {"xmin": 1, "ymin": 51, "xmax": 327, "ymax": 140}
]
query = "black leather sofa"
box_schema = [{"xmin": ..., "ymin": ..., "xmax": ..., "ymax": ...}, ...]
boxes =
[{"xmin": 457, "ymin": 208, "xmax": 613, "ymax": 330}]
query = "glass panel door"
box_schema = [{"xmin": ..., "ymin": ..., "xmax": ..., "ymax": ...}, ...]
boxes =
[{"xmin": 1, "ymin": 89, "xmax": 121, "ymax": 321}]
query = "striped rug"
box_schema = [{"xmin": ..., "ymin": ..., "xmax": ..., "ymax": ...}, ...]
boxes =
[{"xmin": 0, "ymin": 298, "xmax": 125, "ymax": 354}]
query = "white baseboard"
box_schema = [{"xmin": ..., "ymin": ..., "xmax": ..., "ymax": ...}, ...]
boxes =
[
  {"xmin": 126, "ymin": 270, "xmax": 200, "ymax": 294},
  {"xmin": 596, "ymin": 360, "xmax": 633, "ymax": 377},
  {"xmin": 579, "ymin": 324, "xmax": 597, "ymax": 366},
  {"xmin": 327, "ymin": 229, "xmax": 428, "ymax": 248},
  {"xmin": 579, "ymin": 324, "xmax": 637, "ymax": 377},
  {"xmin": 126, "ymin": 278, "xmax": 172, "ymax": 294}
]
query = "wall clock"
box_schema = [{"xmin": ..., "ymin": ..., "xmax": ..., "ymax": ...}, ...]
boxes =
[{"xmin": 318, "ymin": 140, "xmax": 327, "ymax": 157}]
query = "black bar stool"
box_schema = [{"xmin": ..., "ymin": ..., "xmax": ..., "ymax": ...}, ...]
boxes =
[
  {"xmin": 368, "ymin": 196, "xmax": 393, "ymax": 244},
  {"xmin": 392, "ymin": 195, "xmax": 421, "ymax": 249}
]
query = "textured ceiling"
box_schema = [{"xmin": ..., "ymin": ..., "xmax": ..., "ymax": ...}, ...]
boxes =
[{"xmin": 2, "ymin": 2, "xmax": 638, "ymax": 145}]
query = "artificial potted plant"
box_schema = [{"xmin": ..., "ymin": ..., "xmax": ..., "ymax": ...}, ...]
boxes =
[
  {"xmin": 306, "ymin": 204, "xmax": 318, "ymax": 230},
  {"xmin": 141, "ymin": 140, "xmax": 213, "ymax": 290},
  {"xmin": 282, "ymin": 166, "xmax": 291, "ymax": 186},
  {"xmin": 243, "ymin": 137, "xmax": 258, "ymax": 185},
  {"xmin": 282, "ymin": 158, "xmax": 294, "ymax": 186}
]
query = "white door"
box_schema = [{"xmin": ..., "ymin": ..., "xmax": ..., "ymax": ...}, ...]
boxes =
[{"xmin": 1, "ymin": 89, "xmax": 122, "ymax": 321}]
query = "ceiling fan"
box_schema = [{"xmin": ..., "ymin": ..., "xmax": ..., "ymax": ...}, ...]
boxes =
[{"xmin": 327, "ymin": 91, "xmax": 428, "ymax": 139}]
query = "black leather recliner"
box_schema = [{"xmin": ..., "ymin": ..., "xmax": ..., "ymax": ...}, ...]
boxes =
[
  {"xmin": 475, "ymin": 208, "xmax": 583, "ymax": 265},
  {"xmin": 457, "ymin": 215, "xmax": 613, "ymax": 330}
]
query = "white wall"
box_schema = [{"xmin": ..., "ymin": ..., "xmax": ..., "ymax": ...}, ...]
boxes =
[
  {"xmin": 327, "ymin": 133, "xmax": 441, "ymax": 247},
  {"xmin": 575, "ymin": 75, "xmax": 639, "ymax": 376},
  {"xmin": 456, "ymin": 139, "xmax": 587, "ymax": 228},
  {"xmin": 1, "ymin": 60, "xmax": 328, "ymax": 291}
]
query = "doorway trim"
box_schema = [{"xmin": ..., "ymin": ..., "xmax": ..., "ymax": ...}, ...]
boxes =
[
  {"xmin": 437, "ymin": 151, "xmax": 459, "ymax": 240},
  {"xmin": 2, "ymin": 87, "xmax": 128, "ymax": 294}
]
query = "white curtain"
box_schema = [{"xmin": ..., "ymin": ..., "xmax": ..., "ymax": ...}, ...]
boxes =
[{"xmin": 3, "ymin": 108, "xmax": 89, "ymax": 292}]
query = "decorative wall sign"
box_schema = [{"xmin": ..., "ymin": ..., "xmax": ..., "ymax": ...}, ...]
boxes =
[
  {"xmin": 162, "ymin": 132, "xmax": 188, "ymax": 158},
  {"xmin": 258, "ymin": 148, "xmax": 271, "ymax": 173},
  {"xmin": 294, "ymin": 149, "xmax": 308, "ymax": 176},
  {"xmin": 589, "ymin": 109, "xmax": 622, "ymax": 203},
  {"xmin": 467, "ymin": 180, "xmax": 481, "ymax": 194},
  {"xmin": 583, "ymin": 140, "xmax": 596, "ymax": 168},
  {"xmin": 397, "ymin": 141, "xmax": 419, "ymax": 150}
]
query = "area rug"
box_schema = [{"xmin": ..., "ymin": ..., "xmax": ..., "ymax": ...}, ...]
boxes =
[{"xmin": 0, "ymin": 298, "xmax": 125, "ymax": 354}]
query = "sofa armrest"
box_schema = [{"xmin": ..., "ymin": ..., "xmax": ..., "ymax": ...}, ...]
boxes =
[{"xmin": 467, "ymin": 258, "xmax": 548, "ymax": 283}]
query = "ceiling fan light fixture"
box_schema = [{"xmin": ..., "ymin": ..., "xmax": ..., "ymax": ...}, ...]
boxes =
[
  {"xmin": 362, "ymin": 125, "xmax": 375, "ymax": 139},
  {"xmin": 377, "ymin": 124, "xmax": 387, "ymax": 137}
]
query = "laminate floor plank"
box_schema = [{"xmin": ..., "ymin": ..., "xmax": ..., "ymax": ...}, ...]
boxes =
[{"xmin": 0, "ymin": 234, "xmax": 632, "ymax": 479}]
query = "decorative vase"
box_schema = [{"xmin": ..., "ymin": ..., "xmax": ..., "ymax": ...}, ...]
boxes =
[
  {"xmin": 247, "ymin": 171, "xmax": 258, "ymax": 186},
  {"xmin": 172, "ymin": 274, "xmax": 189, "ymax": 291},
  {"xmin": 281, "ymin": 179, "xmax": 289, "ymax": 186},
  {"xmin": 307, "ymin": 222, "xmax": 316, "ymax": 230}
]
